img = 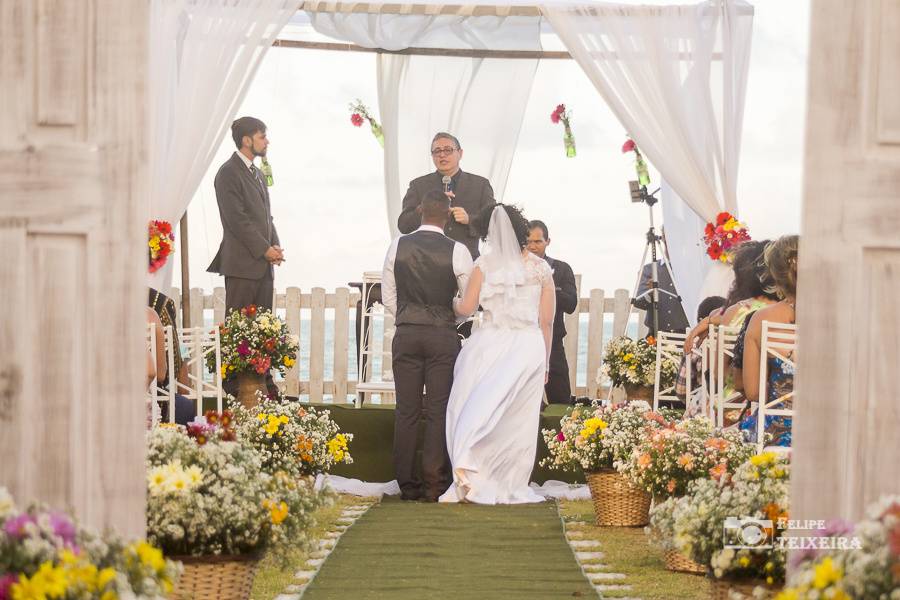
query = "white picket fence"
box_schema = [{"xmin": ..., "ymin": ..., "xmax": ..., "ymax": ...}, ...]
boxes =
[{"xmin": 170, "ymin": 279, "xmax": 646, "ymax": 403}]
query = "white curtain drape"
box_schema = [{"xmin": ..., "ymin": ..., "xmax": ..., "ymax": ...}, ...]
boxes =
[
  {"xmin": 148, "ymin": 0, "xmax": 301, "ymax": 292},
  {"xmin": 543, "ymin": 0, "xmax": 753, "ymax": 301},
  {"xmin": 309, "ymin": 12, "xmax": 541, "ymax": 236}
]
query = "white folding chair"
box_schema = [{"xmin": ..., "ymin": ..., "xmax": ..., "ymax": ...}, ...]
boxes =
[
  {"xmin": 756, "ymin": 321, "xmax": 797, "ymax": 451},
  {"xmin": 713, "ymin": 325, "xmax": 743, "ymax": 427},
  {"xmin": 683, "ymin": 334, "xmax": 711, "ymax": 418},
  {"xmin": 147, "ymin": 323, "xmax": 176, "ymax": 425},
  {"xmin": 176, "ymin": 326, "xmax": 223, "ymax": 418},
  {"xmin": 356, "ymin": 271, "xmax": 396, "ymax": 407},
  {"xmin": 653, "ymin": 331, "xmax": 687, "ymax": 411}
]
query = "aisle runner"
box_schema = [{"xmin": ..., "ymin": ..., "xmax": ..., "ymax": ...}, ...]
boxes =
[{"xmin": 301, "ymin": 497, "xmax": 597, "ymax": 600}]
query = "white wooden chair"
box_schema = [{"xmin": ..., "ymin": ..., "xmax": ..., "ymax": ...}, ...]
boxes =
[
  {"xmin": 146, "ymin": 323, "xmax": 175, "ymax": 425},
  {"xmin": 356, "ymin": 271, "xmax": 396, "ymax": 407},
  {"xmin": 756, "ymin": 321, "xmax": 797, "ymax": 451},
  {"xmin": 683, "ymin": 333, "xmax": 712, "ymax": 419},
  {"xmin": 653, "ymin": 331, "xmax": 686, "ymax": 411},
  {"xmin": 713, "ymin": 324, "xmax": 743, "ymax": 427},
  {"xmin": 175, "ymin": 326, "xmax": 223, "ymax": 418}
]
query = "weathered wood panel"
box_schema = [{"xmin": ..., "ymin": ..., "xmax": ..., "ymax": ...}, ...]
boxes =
[{"xmin": 308, "ymin": 288, "xmax": 326, "ymax": 403}]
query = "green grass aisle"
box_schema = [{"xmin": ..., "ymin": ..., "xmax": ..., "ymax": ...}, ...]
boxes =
[{"xmin": 301, "ymin": 497, "xmax": 597, "ymax": 600}]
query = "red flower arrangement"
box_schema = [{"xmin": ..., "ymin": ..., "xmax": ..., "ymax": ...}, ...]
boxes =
[
  {"xmin": 349, "ymin": 99, "xmax": 384, "ymax": 147},
  {"xmin": 148, "ymin": 219, "xmax": 175, "ymax": 273},
  {"xmin": 208, "ymin": 304, "xmax": 299, "ymax": 381},
  {"xmin": 703, "ymin": 211, "xmax": 751, "ymax": 263},
  {"xmin": 551, "ymin": 103, "xmax": 576, "ymax": 157}
]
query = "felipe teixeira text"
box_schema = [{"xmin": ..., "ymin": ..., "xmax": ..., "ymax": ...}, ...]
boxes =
[{"xmin": 775, "ymin": 520, "xmax": 862, "ymax": 551}]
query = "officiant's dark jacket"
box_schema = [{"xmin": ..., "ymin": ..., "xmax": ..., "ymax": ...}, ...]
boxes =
[
  {"xmin": 546, "ymin": 256, "xmax": 578, "ymax": 339},
  {"xmin": 207, "ymin": 152, "xmax": 280, "ymax": 280},
  {"xmin": 397, "ymin": 170, "xmax": 494, "ymax": 258}
]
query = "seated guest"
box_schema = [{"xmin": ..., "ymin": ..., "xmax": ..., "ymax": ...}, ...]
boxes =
[
  {"xmin": 676, "ymin": 295, "xmax": 727, "ymax": 405},
  {"xmin": 146, "ymin": 307, "xmax": 167, "ymax": 386},
  {"xmin": 738, "ymin": 235, "xmax": 799, "ymax": 447},
  {"xmin": 148, "ymin": 288, "xmax": 196, "ymax": 425}
]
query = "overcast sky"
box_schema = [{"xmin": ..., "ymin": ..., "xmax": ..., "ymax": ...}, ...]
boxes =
[{"xmin": 176, "ymin": 0, "xmax": 810, "ymax": 296}]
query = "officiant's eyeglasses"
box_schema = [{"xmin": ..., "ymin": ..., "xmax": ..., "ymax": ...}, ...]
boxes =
[{"xmin": 431, "ymin": 146, "xmax": 458, "ymax": 156}]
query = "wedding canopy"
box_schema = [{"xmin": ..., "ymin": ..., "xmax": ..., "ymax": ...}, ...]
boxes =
[{"xmin": 148, "ymin": 0, "xmax": 754, "ymax": 323}]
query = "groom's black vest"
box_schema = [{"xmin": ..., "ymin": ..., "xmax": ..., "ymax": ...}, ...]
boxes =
[{"xmin": 394, "ymin": 230, "xmax": 458, "ymax": 329}]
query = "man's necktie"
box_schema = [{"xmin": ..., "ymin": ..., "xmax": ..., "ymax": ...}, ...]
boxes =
[{"xmin": 250, "ymin": 165, "xmax": 265, "ymax": 193}]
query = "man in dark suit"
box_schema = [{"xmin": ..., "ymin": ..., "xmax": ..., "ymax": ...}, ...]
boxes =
[
  {"xmin": 527, "ymin": 220, "xmax": 578, "ymax": 406},
  {"xmin": 397, "ymin": 132, "xmax": 494, "ymax": 259},
  {"xmin": 207, "ymin": 116, "xmax": 283, "ymax": 314},
  {"xmin": 383, "ymin": 190, "xmax": 473, "ymax": 501}
]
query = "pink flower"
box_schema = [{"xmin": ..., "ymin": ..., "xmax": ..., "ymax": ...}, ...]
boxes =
[
  {"xmin": 622, "ymin": 139, "xmax": 636, "ymax": 153},
  {"xmin": 350, "ymin": 113, "xmax": 364, "ymax": 127},
  {"xmin": 555, "ymin": 103, "xmax": 566, "ymax": 114},
  {"xmin": 556, "ymin": 432, "xmax": 565, "ymax": 442},
  {"xmin": 237, "ymin": 339, "xmax": 250, "ymax": 357},
  {"xmin": 550, "ymin": 111, "xmax": 561, "ymax": 124},
  {"xmin": 0, "ymin": 574, "xmax": 18, "ymax": 600}
]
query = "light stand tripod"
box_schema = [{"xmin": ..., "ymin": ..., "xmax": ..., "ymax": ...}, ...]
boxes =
[{"xmin": 627, "ymin": 181, "xmax": 681, "ymax": 338}]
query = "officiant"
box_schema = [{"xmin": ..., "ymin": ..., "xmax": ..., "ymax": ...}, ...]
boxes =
[{"xmin": 397, "ymin": 132, "xmax": 495, "ymax": 259}]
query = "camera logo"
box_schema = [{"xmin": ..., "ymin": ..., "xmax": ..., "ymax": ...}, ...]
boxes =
[{"xmin": 723, "ymin": 517, "xmax": 774, "ymax": 549}]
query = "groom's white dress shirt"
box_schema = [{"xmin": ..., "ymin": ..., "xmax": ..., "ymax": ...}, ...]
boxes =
[{"xmin": 381, "ymin": 224, "xmax": 474, "ymax": 318}]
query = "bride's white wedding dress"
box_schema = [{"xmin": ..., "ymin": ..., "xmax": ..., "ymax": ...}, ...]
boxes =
[{"xmin": 439, "ymin": 218, "xmax": 555, "ymax": 504}]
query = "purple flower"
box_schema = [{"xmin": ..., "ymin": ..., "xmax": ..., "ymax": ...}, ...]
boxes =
[
  {"xmin": 822, "ymin": 518, "xmax": 854, "ymax": 537},
  {"xmin": 0, "ymin": 573, "xmax": 18, "ymax": 600},
  {"xmin": 49, "ymin": 512, "xmax": 77, "ymax": 546},
  {"xmin": 237, "ymin": 339, "xmax": 250, "ymax": 357},
  {"xmin": 3, "ymin": 513, "xmax": 35, "ymax": 539}
]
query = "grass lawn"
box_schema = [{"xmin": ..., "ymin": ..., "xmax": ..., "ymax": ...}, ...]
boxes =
[
  {"xmin": 250, "ymin": 494, "xmax": 379, "ymax": 600},
  {"xmin": 559, "ymin": 499, "xmax": 711, "ymax": 600}
]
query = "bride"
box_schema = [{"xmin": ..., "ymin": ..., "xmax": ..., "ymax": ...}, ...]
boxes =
[{"xmin": 439, "ymin": 203, "xmax": 556, "ymax": 504}]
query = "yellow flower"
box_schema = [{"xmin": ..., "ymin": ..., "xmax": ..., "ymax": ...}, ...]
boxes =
[
  {"xmin": 135, "ymin": 541, "xmax": 166, "ymax": 572},
  {"xmin": 10, "ymin": 574, "xmax": 47, "ymax": 600},
  {"xmin": 773, "ymin": 591, "xmax": 799, "ymax": 600},
  {"xmin": 185, "ymin": 465, "xmax": 203, "ymax": 485},
  {"xmin": 278, "ymin": 415, "xmax": 289, "ymax": 424},
  {"xmin": 100, "ymin": 591, "xmax": 118, "ymax": 600},
  {"xmin": 257, "ymin": 413, "xmax": 267, "ymax": 421},
  {"xmin": 263, "ymin": 499, "xmax": 289, "ymax": 525},
  {"xmin": 812, "ymin": 556, "xmax": 842, "ymax": 589},
  {"xmin": 328, "ymin": 435, "xmax": 348, "ymax": 461},
  {"xmin": 622, "ymin": 353, "xmax": 634, "ymax": 362},
  {"xmin": 283, "ymin": 356, "xmax": 295, "ymax": 367},
  {"xmin": 723, "ymin": 218, "xmax": 736, "ymax": 231},
  {"xmin": 97, "ymin": 567, "xmax": 117, "ymax": 589},
  {"xmin": 147, "ymin": 467, "xmax": 167, "ymax": 490},
  {"xmin": 265, "ymin": 415, "xmax": 282, "ymax": 436},
  {"xmin": 220, "ymin": 364, "xmax": 228, "ymax": 378},
  {"xmin": 750, "ymin": 451, "xmax": 777, "ymax": 466},
  {"xmin": 738, "ymin": 556, "xmax": 750, "ymax": 567},
  {"xmin": 29, "ymin": 562, "xmax": 68, "ymax": 598}
]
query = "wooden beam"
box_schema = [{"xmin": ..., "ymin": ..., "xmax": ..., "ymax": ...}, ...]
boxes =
[
  {"xmin": 299, "ymin": 1, "xmax": 542, "ymax": 17},
  {"xmin": 272, "ymin": 38, "xmax": 570, "ymax": 59}
]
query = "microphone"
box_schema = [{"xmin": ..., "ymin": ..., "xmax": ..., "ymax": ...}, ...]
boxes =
[{"xmin": 442, "ymin": 175, "xmax": 452, "ymax": 197}]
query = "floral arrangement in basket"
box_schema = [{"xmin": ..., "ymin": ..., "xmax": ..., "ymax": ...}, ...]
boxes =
[
  {"xmin": 349, "ymin": 99, "xmax": 384, "ymax": 147},
  {"xmin": 550, "ymin": 103, "xmax": 576, "ymax": 157},
  {"xmin": 0, "ymin": 487, "xmax": 179, "ymax": 600},
  {"xmin": 667, "ymin": 451, "xmax": 791, "ymax": 587},
  {"xmin": 600, "ymin": 336, "xmax": 678, "ymax": 389},
  {"xmin": 775, "ymin": 495, "xmax": 898, "ymax": 600},
  {"xmin": 148, "ymin": 220, "xmax": 175, "ymax": 273},
  {"xmin": 232, "ymin": 395, "xmax": 353, "ymax": 478},
  {"xmin": 208, "ymin": 305, "xmax": 299, "ymax": 381},
  {"xmin": 146, "ymin": 424, "xmax": 326, "ymax": 559},
  {"xmin": 622, "ymin": 137, "xmax": 651, "ymax": 186},
  {"xmin": 541, "ymin": 400, "xmax": 667, "ymax": 473},
  {"xmin": 621, "ymin": 416, "xmax": 756, "ymax": 499},
  {"xmin": 703, "ymin": 211, "xmax": 751, "ymax": 263}
]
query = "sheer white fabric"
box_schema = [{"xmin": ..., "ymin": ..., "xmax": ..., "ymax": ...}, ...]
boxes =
[
  {"xmin": 147, "ymin": 0, "xmax": 300, "ymax": 291},
  {"xmin": 317, "ymin": 474, "xmax": 589, "ymax": 501},
  {"xmin": 441, "ymin": 246, "xmax": 554, "ymax": 504},
  {"xmin": 308, "ymin": 11, "xmax": 540, "ymax": 237},
  {"xmin": 543, "ymin": 0, "xmax": 752, "ymax": 305}
]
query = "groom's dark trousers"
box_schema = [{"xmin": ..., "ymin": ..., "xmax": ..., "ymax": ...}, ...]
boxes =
[
  {"xmin": 392, "ymin": 324, "xmax": 459, "ymax": 499},
  {"xmin": 388, "ymin": 229, "xmax": 463, "ymax": 500}
]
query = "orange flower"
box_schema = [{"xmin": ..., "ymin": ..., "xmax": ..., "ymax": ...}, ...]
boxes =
[
  {"xmin": 666, "ymin": 479, "xmax": 677, "ymax": 493},
  {"xmin": 677, "ymin": 453, "xmax": 695, "ymax": 470},
  {"xmin": 646, "ymin": 335, "xmax": 656, "ymax": 346},
  {"xmin": 705, "ymin": 438, "xmax": 729, "ymax": 452},
  {"xmin": 638, "ymin": 453, "xmax": 652, "ymax": 469},
  {"xmin": 709, "ymin": 462, "xmax": 727, "ymax": 480}
]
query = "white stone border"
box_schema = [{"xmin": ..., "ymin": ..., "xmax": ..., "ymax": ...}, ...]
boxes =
[
  {"xmin": 555, "ymin": 504, "xmax": 643, "ymax": 600},
  {"xmin": 272, "ymin": 500, "xmax": 377, "ymax": 600}
]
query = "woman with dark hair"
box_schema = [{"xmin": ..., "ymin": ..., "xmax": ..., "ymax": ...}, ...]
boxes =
[
  {"xmin": 439, "ymin": 203, "xmax": 556, "ymax": 504},
  {"xmin": 682, "ymin": 240, "xmax": 779, "ymax": 353}
]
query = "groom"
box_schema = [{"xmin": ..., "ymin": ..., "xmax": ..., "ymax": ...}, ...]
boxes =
[{"xmin": 382, "ymin": 189, "xmax": 474, "ymax": 501}]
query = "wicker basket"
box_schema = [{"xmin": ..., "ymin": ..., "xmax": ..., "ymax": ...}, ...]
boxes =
[
  {"xmin": 236, "ymin": 373, "xmax": 267, "ymax": 410},
  {"xmin": 663, "ymin": 548, "xmax": 706, "ymax": 574},
  {"xmin": 709, "ymin": 578, "xmax": 781, "ymax": 600},
  {"xmin": 585, "ymin": 470, "xmax": 651, "ymax": 527},
  {"xmin": 170, "ymin": 554, "xmax": 260, "ymax": 600}
]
